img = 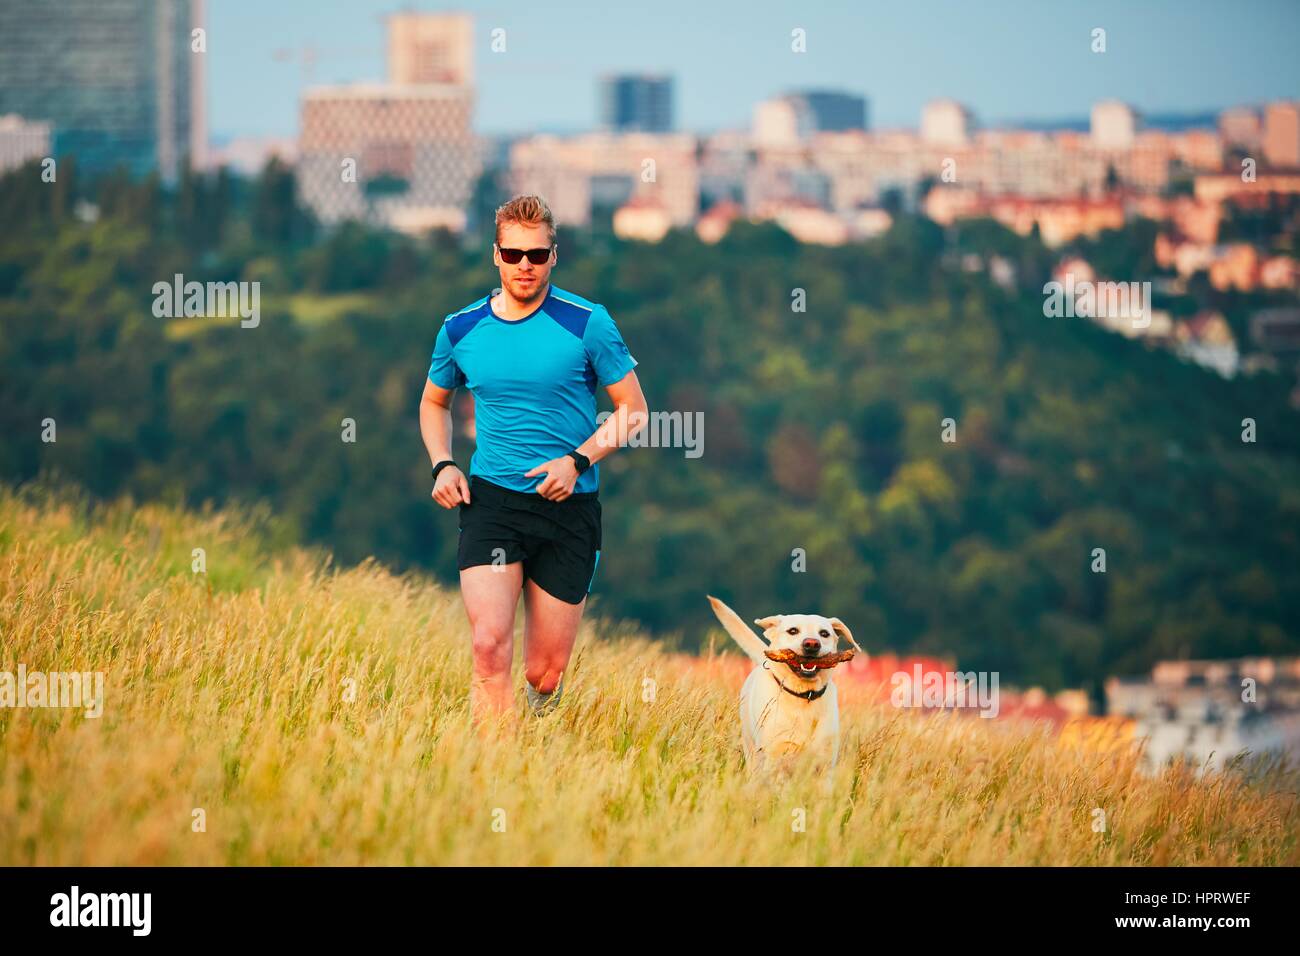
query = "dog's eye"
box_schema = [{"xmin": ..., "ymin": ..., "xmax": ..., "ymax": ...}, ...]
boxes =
[
  {"xmin": 819, "ymin": 629, "xmax": 829, "ymax": 637},
  {"xmin": 786, "ymin": 627, "xmax": 799, "ymax": 635}
]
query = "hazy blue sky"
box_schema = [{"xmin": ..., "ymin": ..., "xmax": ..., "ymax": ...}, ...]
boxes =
[{"xmin": 208, "ymin": 0, "xmax": 1300, "ymax": 139}]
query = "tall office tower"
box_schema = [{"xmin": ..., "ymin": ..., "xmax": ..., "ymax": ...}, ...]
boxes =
[
  {"xmin": 1090, "ymin": 100, "xmax": 1141, "ymax": 150},
  {"xmin": 0, "ymin": 0, "xmax": 204, "ymax": 181},
  {"xmin": 753, "ymin": 90, "xmax": 868, "ymax": 147},
  {"xmin": 921, "ymin": 99, "xmax": 974, "ymax": 147},
  {"xmin": 600, "ymin": 75, "xmax": 674, "ymax": 133},
  {"xmin": 386, "ymin": 11, "xmax": 473, "ymax": 86},
  {"xmin": 791, "ymin": 90, "xmax": 868, "ymax": 133},
  {"xmin": 1263, "ymin": 101, "xmax": 1300, "ymax": 169}
]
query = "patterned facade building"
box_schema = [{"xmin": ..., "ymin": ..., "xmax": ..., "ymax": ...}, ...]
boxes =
[
  {"xmin": 297, "ymin": 12, "xmax": 481, "ymax": 232},
  {"xmin": 298, "ymin": 85, "xmax": 480, "ymax": 231}
]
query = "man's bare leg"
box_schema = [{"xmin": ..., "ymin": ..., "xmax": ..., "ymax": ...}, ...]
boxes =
[
  {"xmin": 522, "ymin": 578, "xmax": 587, "ymax": 713},
  {"xmin": 460, "ymin": 562, "xmax": 524, "ymax": 731}
]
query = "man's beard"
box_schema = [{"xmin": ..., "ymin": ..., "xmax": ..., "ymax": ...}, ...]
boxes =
[{"xmin": 510, "ymin": 276, "xmax": 545, "ymax": 302}]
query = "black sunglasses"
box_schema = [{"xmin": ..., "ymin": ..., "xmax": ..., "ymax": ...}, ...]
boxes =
[{"xmin": 496, "ymin": 245, "xmax": 553, "ymax": 265}]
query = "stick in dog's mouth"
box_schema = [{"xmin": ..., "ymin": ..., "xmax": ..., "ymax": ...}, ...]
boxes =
[{"xmin": 764, "ymin": 647, "xmax": 856, "ymax": 676}]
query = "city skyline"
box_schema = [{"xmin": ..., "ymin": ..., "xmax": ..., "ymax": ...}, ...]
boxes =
[{"xmin": 208, "ymin": 0, "xmax": 1300, "ymax": 141}]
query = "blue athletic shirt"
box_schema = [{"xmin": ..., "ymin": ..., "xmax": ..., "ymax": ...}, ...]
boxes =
[{"xmin": 427, "ymin": 283, "xmax": 638, "ymax": 495}]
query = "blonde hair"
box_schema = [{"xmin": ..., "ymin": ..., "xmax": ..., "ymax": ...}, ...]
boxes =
[{"xmin": 494, "ymin": 194, "xmax": 556, "ymax": 247}]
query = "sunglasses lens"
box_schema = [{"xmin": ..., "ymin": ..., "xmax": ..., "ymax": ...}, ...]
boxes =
[{"xmin": 498, "ymin": 247, "xmax": 551, "ymax": 265}]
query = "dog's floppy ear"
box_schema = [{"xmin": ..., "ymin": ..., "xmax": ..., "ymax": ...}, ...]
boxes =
[
  {"xmin": 829, "ymin": 617, "xmax": 863, "ymax": 654},
  {"xmin": 753, "ymin": 615, "xmax": 782, "ymax": 632}
]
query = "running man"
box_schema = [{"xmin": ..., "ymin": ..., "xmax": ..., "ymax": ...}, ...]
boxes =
[{"xmin": 419, "ymin": 195, "xmax": 648, "ymax": 729}]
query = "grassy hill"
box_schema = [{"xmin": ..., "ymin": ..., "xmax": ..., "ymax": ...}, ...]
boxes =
[
  {"xmin": 5, "ymin": 202, "xmax": 1300, "ymax": 694},
  {"xmin": 1, "ymin": 481, "xmax": 1297, "ymax": 865}
]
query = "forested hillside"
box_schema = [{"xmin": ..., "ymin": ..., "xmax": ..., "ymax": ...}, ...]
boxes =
[{"xmin": 3, "ymin": 159, "xmax": 1299, "ymax": 694}]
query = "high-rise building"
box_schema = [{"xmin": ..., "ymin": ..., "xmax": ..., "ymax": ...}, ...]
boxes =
[
  {"xmin": 297, "ymin": 12, "xmax": 480, "ymax": 233},
  {"xmin": 600, "ymin": 75, "xmax": 674, "ymax": 133},
  {"xmin": 921, "ymin": 100, "xmax": 973, "ymax": 147},
  {"xmin": 0, "ymin": 0, "xmax": 204, "ymax": 181},
  {"xmin": 298, "ymin": 85, "xmax": 480, "ymax": 232},
  {"xmin": 1090, "ymin": 100, "xmax": 1141, "ymax": 151},
  {"xmin": 1263, "ymin": 100, "xmax": 1300, "ymax": 169},
  {"xmin": 753, "ymin": 91, "xmax": 868, "ymax": 147},
  {"xmin": 790, "ymin": 90, "xmax": 868, "ymax": 133},
  {"xmin": 386, "ymin": 11, "xmax": 473, "ymax": 86}
]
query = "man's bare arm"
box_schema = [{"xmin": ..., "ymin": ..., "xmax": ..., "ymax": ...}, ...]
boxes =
[
  {"xmin": 576, "ymin": 369, "xmax": 648, "ymax": 464},
  {"xmin": 419, "ymin": 379, "xmax": 471, "ymax": 507}
]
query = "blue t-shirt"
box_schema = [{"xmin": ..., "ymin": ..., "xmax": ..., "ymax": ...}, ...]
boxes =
[{"xmin": 427, "ymin": 283, "xmax": 638, "ymax": 495}]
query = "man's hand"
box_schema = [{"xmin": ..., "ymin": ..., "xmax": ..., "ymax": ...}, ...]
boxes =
[
  {"xmin": 525, "ymin": 456, "xmax": 579, "ymax": 500},
  {"xmin": 432, "ymin": 464, "xmax": 471, "ymax": 508}
]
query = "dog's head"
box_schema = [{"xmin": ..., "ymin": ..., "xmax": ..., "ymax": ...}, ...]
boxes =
[{"xmin": 754, "ymin": 613, "xmax": 859, "ymax": 682}]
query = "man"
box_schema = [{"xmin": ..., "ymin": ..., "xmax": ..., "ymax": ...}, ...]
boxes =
[{"xmin": 419, "ymin": 194, "xmax": 648, "ymax": 729}]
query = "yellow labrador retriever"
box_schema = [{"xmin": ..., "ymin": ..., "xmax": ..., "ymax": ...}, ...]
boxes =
[{"xmin": 707, "ymin": 595, "xmax": 863, "ymax": 777}]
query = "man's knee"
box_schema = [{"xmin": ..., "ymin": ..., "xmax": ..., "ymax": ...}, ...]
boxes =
[
  {"xmin": 470, "ymin": 624, "xmax": 512, "ymax": 674},
  {"xmin": 524, "ymin": 661, "xmax": 564, "ymax": 694}
]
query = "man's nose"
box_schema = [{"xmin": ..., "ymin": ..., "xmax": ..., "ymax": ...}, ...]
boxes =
[{"xmin": 801, "ymin": 638, "xmax": 821, "ymax": 654}]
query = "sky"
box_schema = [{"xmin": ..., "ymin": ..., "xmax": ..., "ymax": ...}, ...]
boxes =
[{"xmin": 208, "ymin": 0, "xmax": 1300, "ymax": 140}]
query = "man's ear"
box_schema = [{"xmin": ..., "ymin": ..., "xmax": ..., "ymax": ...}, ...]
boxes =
[
  {"xmin": 829, "ymin": 618, "xmax": 863, "ymax": 653},
  {"xmin": 754, "ymin": 615, "xmax": 782, "ymax": 631}
]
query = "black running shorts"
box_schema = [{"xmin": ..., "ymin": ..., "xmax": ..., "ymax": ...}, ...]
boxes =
[{"xmin": 457, "ymin": 475, "xmax": 602, "ymax": 605}]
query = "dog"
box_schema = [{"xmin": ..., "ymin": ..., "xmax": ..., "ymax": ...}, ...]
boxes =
[{"xmin": 706, "ymin": 595, "xmax": 863, "ymax": 778}]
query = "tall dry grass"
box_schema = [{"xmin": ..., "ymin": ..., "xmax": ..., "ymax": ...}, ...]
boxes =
[{"xmin": 1, "ymin": 481, "xmax": 1296, "ymax": 865}]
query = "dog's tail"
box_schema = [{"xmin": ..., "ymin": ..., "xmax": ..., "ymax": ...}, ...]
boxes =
[{"xmin": 706, "ymin": 595, "xmax": 769, "ymax": 665}]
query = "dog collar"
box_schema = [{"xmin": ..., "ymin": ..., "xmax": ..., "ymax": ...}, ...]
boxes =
[{"xmin": 765, "ymin": 662, "xmax": 828, "ymax": 701}]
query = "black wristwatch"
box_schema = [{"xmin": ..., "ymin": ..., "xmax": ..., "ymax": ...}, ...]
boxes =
[
  {"xmin": 431, "ymin": 459, "xmax": 457, "ymax": 482},
  {"xmin": 566, "ymin": 450, "xmax": 591, "ymax": 474}
]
